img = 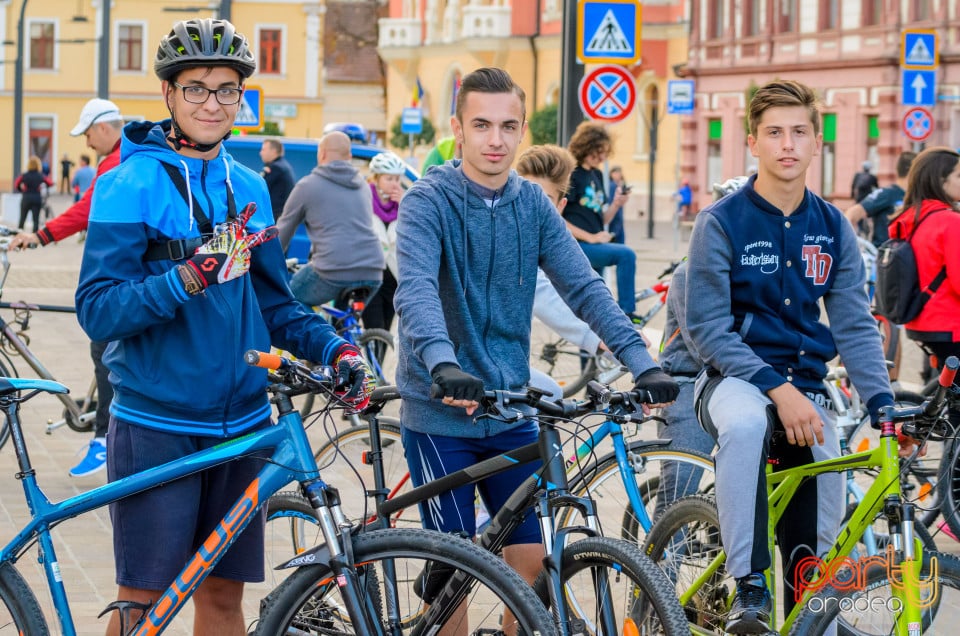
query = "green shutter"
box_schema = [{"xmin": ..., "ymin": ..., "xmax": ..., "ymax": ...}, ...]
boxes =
[
  {"xmin": 709, "ymin": 119, "xmax": 722, "ymax": 140},
  {"xmin": 868, "ymin": 115, "xmax": 879, "ymax": 140},
  {"xmin": 822, "ymin": 113, "xmax": 836, "ymax": 143}
]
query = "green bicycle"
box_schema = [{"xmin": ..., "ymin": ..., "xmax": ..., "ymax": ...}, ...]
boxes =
[{"xmin": 644, "ymin": 357, "xmax": 960, "ymax": 635}]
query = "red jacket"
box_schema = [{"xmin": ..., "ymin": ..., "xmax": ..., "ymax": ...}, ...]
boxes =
[
  {"xmin": 889, "ymin": 199, "xmax": 960, "ymax": 341},
  {"xmin": 37, "ymin": 141, "xmax": 121, "ymax": 245}
]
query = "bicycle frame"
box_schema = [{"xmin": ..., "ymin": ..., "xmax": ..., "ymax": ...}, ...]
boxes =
[
  {"xmin": 0, "ymin": 304, "xmax": 88, "ymax": 429},
  {"xmin": 677, "ymin": 428, "xmax": 933, "ymax": 635},
  {"xmin": 1, "ymin": 377, "xmax": 377, "ymax": 636}
]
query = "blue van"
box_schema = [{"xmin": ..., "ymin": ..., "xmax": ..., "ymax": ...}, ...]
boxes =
[{"xmin": 223, "ymin": 136, "xmax": 419, "ymax": 262}]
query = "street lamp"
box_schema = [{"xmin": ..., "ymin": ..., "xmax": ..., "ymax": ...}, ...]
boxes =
[
  {"xmin": 162, "ymin": 1, "xmax": 231, "ymax": 19},
  {"xmin": 12, "ymin": 0, "xmax": 27, "ymax": 183}
]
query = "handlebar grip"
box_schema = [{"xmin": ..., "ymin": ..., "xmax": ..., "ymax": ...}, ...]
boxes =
[
  {"xmin": 923, "ymin": 356, "xmax": 958, "ymax": 418},
  {"xmin": 244, "ymin": 350, "xmax": 286, "ymax": 370},
  {"xmin": 939, "ymin": 356, "xmax": 959, "ymax": 387}
]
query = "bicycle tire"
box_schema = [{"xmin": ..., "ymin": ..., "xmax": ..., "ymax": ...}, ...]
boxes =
[
  {"xmin": 642, "ymin": 494, "xmax": 730, "ymax": 633},
  {"xmin": 873, "ymin": 313, "xmax": 902, "ymax": 381},
  {"xmin": 0, "ymin": 562, "xmax": 49, "ymax": 634},
  {"xmin": 315, "ymin": 417, "xmax": 418, "ymax": 529},
  {"xmin": 358, "ymin": 328, "xmax": 394, "ymax": 385},
  {"xmin": 0, "ymin": 351, "xmax": 18, "ymax": 451},
  {"xmin": 789, "ymin": 550, "xmax": 960, "ymax": 635},
  {"xmin": 563, "ymin": 443, "xmax": 715, "ymax": 545},
  {"xmin": 532, "ymin": 535, "xmax": 688, "ymax": 635},
  {"xmin": 529, "ymin": 332, "xmax": 596, "ymax": 398},
  {"xmin": 252, "ymin": 527, "xmax": 557, "ymax": 636},
  {"xmin": 938, "ymin": 434, "xmax": 960, "ymax": 539},
  {"xmin": 264, "ymin": 491, "xmax": 322, "ymax": 589}
]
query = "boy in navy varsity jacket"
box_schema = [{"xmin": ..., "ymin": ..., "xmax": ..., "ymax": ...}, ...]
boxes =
[{"xmin": 685, "ymin": 80, "xmax": 894, "ymax": 634}]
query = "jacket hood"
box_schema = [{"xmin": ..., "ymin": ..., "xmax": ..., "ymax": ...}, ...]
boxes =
[{"xmin": 312, "ymin": 160, "xmax": 366, "ymax": 189}]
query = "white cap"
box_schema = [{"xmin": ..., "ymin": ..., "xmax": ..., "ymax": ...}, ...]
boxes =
[{"xmin": 70, "ymin": 98, "xmax": 123, "ymax": 136}]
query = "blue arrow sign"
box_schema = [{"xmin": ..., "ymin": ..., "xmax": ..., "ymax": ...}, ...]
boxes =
[{"xmin": 902, "ymin": 70, "xmax": 937, "ymax": 106}]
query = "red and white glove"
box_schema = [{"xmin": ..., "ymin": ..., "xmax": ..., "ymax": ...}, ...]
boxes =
[
  {"xmin": 333, "ymin": 344, "xmax": 377, "ymax": 411},
  {"xmin": 177, "ymin": 202, "xmax": 278, "ymax": 294}
]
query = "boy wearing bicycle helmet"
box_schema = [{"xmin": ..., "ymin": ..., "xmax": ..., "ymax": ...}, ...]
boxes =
[
  {"xmin": 75, "ymin": 18, "xmax": 375, "ymax": 634},
  {"xmin": 686, "ymin": 80, "xmax": 894, "ymax": 634}
]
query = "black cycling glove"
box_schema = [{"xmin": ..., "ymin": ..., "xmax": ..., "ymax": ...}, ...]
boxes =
[
  {"xmin": 633, "ymin": 368, "xmax": 680, "ymax": 404},
  {"xmin": 431, "ymin": 363, "xmax": 485, "ymax": 402}
]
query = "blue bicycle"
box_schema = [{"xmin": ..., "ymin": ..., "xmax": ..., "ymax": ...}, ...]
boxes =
[{"xmin": 0, "ymin": 355, "xmax": 554, "ymax": 635}]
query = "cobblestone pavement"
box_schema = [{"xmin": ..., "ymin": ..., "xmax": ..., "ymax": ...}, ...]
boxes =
[{"xmin": 0, "ymin": 193, "xmax": 955, "ymax": 633}]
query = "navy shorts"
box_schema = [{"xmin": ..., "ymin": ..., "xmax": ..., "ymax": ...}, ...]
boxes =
[
  {"xmin": 401, "ymin": 422, "xmax": 542, "ymax": 545},
  {"xmin": 107, "ymin": 417, "xmax": 269, "ymax": 590}
]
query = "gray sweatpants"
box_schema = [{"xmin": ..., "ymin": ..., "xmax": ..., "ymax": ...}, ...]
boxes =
[{"xmin": 696, "ymin": 374, "xmax": 842, "ymax": 617}]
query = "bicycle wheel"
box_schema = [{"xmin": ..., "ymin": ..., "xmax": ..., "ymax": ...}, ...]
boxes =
[
  {"xmin": 642, "ymin": 494, "xmax": 731, "ymax": 633},
  {"xmin": 0, "ymin": 350, "xmax": 18, "ymax": 451},
  {"xmin": 263, "ymin": 491, "xmax": 322, "ymax": 589},
  {"xmin": 0, "ymin": 562, "xmax": 49, "ymax": 634},
  {"xmin": 938, "ymin": 434, "xmax": 960, "ymax": 538},
  {"xmin": 358, "ymin": 328, "xmax": 394, "ymax": 385},
  {"xmin": 529, "ymin": 329, "xmax": 596, "ymax": 398},
  {"xmin": 312, "ymin": 417, "xmax": 419, "ymax": 529},
  {"xmin": 252, "ymin": 527, "xmax": 556, "ymax": 635},
  {"xmin": 563, "ymin": 443, "xmax": 715, "ymax": 545},
  {"xmin": 532, "ymin": 535, "xmax": 688, "ymax": 635},
  {"xmin": 790, "ymin": 550, "xmax": 960, "ymax": 635}
]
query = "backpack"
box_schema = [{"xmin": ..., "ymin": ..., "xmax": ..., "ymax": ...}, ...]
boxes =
[{"xmin": 874, "ymin": 207, "xmax": 947, "ymax": 324}]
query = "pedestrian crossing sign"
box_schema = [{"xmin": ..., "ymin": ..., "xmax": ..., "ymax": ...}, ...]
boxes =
[
  {"xmin": 234, "ymin": 85, "xmax": 263, "ymax": 131},
  {"xmin": 900, "ymin": 30, "xmax": 938, "ymax": 70},
  {"xmin": 578, "ymin": 0, "xmax": 642, "ymax": 65}
]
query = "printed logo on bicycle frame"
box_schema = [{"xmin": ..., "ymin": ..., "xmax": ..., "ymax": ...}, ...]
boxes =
[{"xmin": 795, "ymin": 545, "xmax": 939, "ymax": 609}]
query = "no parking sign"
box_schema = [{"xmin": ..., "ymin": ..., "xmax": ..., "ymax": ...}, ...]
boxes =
[
  {"xmin": 578, "ymin": 65, "xmax": 636, "ymax": 124},
  {"xmin": 902, "ymin": 107, "xmax": 934, "ymax": 142}
]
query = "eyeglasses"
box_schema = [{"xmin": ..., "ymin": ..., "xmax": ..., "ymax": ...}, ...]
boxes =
[{"xmin": 173, "ymin": 82, "xmax": 243, "ymax": 106}]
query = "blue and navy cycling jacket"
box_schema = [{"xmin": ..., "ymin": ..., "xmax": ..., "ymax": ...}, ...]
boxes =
[{"xmin": 76, "ymin": 120, "xmax": 348, "ymax": 437}]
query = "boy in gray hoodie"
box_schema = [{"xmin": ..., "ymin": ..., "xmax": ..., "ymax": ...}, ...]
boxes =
[{"xmin": 394, "ymin": 67, "xmax": 679, "ymax": 598}]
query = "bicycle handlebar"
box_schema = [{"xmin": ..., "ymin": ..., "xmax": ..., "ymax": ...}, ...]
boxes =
[
  {"xmin": 244, "ymin": 349, "xmax": 334, "ymax": 394},
  {"xmin": 887, "ymin": 356, "xmax": 958, "ymax": 436},
  {"xmin": 475, "ymin": 382, "xmax": 649, "ymax": 423}
]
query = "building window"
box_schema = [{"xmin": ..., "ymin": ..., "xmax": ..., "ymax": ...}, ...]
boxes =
[
  {"xmin": 819, "ymin": 0, "xmax": 839, "ymax": 30},
  {"xmin": 29, "ymin": 21, "xmax": 55, "ymax": 69},
  {"xmin": 706, "ymin": 119, "xmax": 723, "ymax": 194},
  {"xmin": 117, "ymin": 23, "xmax": 143, "ymax": 72},
  {"xmin": 707, "ymin": 0, "xmax": 725, "ymax": 39},
  {"xmin": 258, "ymin": 28, "xmax": 282, "ymax": 75},
  {"xmin": 777, "ymin": 0, "xmax": 797, "ymax": 33},
  {"xmin": 743, "ymin": 0, "xmax": 760, "ymax": 36},
  {"xmin": 911, "ymin": 2, "xmax": 930, "ymax": 21},
  {"xmin": 862, "ymin": 0, "xmax": 882, "ymax": 26},
  {"xmin": 821, "ymin": 113, "xmax": 837, "ymax": 196}
]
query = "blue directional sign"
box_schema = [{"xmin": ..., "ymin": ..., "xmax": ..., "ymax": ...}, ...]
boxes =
[
  {"xmin": 577, "ymin": 0, "xmax": 642, "ymax": 65},
  {"xmin": 901, "ymin": 30, "xmax": 938, "ymax": 70},
  {"xmin": 902, "ymin": 70, "xmax": 937, "ymax": 106},
  {"xmin": 235, "ymin": 85, "xmax": 262, "ymax": 130},
  {"xmin": 400, "ymin": 107, "xmax": 423, "ymax": 134},
  {"xmin": 667, "ymin": 80, "xmax": 695, "ymax": 115}
]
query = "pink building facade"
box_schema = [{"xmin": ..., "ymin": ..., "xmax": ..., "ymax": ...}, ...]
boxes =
[{"xmin": 681, "ymin": 1, "xmax": 960, "ymax": 214}]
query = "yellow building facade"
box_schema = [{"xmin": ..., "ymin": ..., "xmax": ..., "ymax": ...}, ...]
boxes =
[
  {"xmin": 0, "ymin": 0, "xmax": 384, "ymax": 190},
  {"xmin": 378, "ymin": 0, "xmax": 690, "ymax": 220}
]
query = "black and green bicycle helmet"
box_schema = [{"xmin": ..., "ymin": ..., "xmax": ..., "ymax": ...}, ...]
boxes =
[{"xmin": 155, "ymin": 18, "xmax": 255, "ymax": 82}]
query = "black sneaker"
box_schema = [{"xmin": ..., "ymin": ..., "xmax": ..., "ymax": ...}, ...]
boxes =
[
  {"xmin": 725, "ymin": 573, "xmax": 772, "ymax": 634},
  {"xmin": 625, "ymin": 311, "xmax": 645, "ymax": 326}
]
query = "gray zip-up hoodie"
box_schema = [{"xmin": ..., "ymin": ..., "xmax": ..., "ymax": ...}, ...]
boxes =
[
  {"xmin": 277, "ymin": 160, "xmax": 384, "ymax": 280},
  {"xmin": 395, "ymin": 161, "xmax": 657, "ymax": 438}
]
